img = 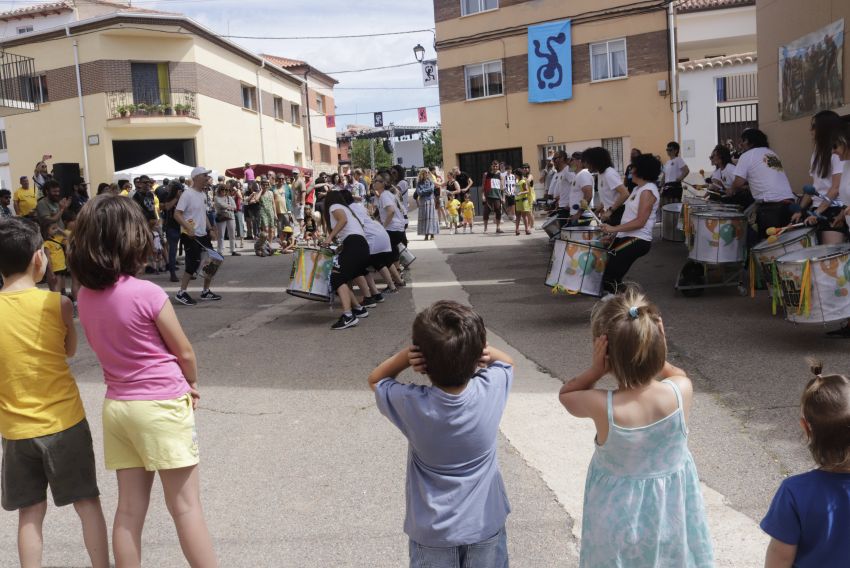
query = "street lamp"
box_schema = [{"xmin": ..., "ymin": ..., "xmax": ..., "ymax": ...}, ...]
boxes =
[{"xmin": 413, "ymin": 43, "xmax": 425, "ymax": 62}]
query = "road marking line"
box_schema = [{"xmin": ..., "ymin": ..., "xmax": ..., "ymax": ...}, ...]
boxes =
[{"xmin": 409, "ymin": 239, "xmax": 768, "ymax": 566}]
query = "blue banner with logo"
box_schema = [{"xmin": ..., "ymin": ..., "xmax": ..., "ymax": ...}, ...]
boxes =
[{"xmin": 528, "ymin": 19, "xmax": 572, "ymax": 103}]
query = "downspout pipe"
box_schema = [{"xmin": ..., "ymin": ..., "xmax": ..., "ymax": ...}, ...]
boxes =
[
  {"xmin": 68, "ymin": 26, "xmax": 90, "ymax": 189},
  {"xmin": 256, "ymin": 59, "xmax": 266, "ymax": 163},
  {"xmin": 668, "ymin": 2, "xmax": 680, "ymax": 144},
  {"xmin": 304, "ymin": 68, "xmax": 314, "ymax": 166}
]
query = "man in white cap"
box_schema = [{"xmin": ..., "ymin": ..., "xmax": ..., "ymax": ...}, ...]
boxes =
[{"xmin": 173, "ymin": 166, "xmax": 222, "ymax": 305}]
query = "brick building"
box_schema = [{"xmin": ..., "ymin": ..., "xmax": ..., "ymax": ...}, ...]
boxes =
[
  {"xmin": 0, "ymin": 10, "xmax": 308, "ymax": 185},
  {"xmin": 434, "ymin": 0, "xmax": 676, "ymax": 184},
  {"xmin": 261, "ymin": 55, "xmax": 339, "ymax": 174}
]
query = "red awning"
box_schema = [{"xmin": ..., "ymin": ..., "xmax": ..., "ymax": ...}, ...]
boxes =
[{"xmin": 224, "ymin": 163, "xmax": 313, "ymax": 179}]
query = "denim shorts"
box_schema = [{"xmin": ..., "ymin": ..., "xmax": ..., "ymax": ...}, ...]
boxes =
[{"xmin": 409, "ymin": 526, "xmax": 508, "ymax": 568}]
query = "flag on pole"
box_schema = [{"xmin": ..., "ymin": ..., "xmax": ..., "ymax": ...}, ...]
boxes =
[
  {"xmin": 374, "ymin": 112, "xmax": 384, "ymax": 127},
  {"xmin": 325, "ymin": 115, "xmax": 335, "ymax": 128},
  {"xmin": 417, "ymin": 107, "xmax": 428, "ymax": 123}
]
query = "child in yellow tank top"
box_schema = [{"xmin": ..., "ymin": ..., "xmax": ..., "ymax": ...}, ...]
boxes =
[{"xmin": 0, "ymin": 216, "xmax": 108, "ymax": 567}]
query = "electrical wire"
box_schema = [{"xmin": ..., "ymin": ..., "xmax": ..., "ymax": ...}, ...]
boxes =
[{"xmin": 333, "ymin": 103, "xmax": 440, "ymax": 118}]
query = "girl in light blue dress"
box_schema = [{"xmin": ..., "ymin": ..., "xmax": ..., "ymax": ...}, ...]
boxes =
[{"xmin": 559, "ymin": 288, "xmax": 714, "ymax": 567}]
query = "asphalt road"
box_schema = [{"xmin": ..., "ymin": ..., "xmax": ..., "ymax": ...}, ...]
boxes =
[{"xmin": 2, "ymin": 217, "xmax": 842, "ymax": 567}]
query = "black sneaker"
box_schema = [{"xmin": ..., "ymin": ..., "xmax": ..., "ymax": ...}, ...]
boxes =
[
  {"xmin": 361, "ymin": 297, "xmax": 378, "ymax": 308},
  {"xmin": 331, "ymin": 314, "xmax": 359, "ymax": 330},
  {"xmin": 353, "ymin": 305, "xmax": 369, "ymax": 318},
  {"xmin": 169, "ymin": 273, "xmax": 180, "ymax": 283},
  {"xmin": 175, "ymin": 291, "xmax": 196, "ymax": 306},
  {"xmin": 373, "ymin": 292, "xmax": 385, "ymax": 303},
  {"xmin": 231, "ymin": 252, "xmax": 241, "ymax": 256},
  {"xmin": 382, "ymin": 287, "xmax": 399, "ymax": 294},
  {"xmin": 199, "ymin": 289, "xmax": 222, "ymax": 301}
]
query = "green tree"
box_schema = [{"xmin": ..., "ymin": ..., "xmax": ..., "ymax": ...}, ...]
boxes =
[
  {"xmin": 422, "ymin": 126, "xmax": 443, "ymax": 168},
  {"xmin": 351, "ymin": 138, "xmax": 391, "ymax": 170}
]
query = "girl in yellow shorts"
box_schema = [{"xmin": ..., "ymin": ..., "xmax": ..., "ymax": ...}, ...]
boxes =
[{"xmin": 70, "ymin": 196, "xmax": 218, "ymax": 567}]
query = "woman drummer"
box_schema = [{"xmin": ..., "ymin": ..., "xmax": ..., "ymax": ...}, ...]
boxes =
[
  {"xmin": 599, "ymin": 154, "xmax": 662, "ymax": 295},
  {"xmin": 583, "ymin": 146, "xmax": 629, "ymax": 225},
  {"xmin": 709, "ymin": 144, "xmax": 753, "ymax": 208},
  {"xmin": 321, "ymin": 190, "xmax": 372, "ymax": 330},
  {"xmin": 825, "ymin": 120, "xmax": 850, "ymax": 337},
  {"xmin": 374, "ymin": 177, "xmax": 407, "ymax": 274},
  {"xmin": 728, "ymin": 128, "xmax": 796, "ymax": 240},
  {"xmin": 793, "ymin": 110, "xmax": 846, "ymax": 245}
]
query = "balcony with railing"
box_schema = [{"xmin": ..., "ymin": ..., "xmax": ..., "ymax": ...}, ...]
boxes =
[{"xmin": 106, "ymin": 88, "xmax": 198, "ymax": 121}]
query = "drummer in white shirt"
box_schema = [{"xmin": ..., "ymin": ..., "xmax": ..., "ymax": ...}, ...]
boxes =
[
  {"xmin": 661, "ymin": 141, "xmax": 690, "ymax": 205},
  {"xmin": 709, "ymin": 144, "xmax": 753, "ymax": 208},
  {"xmin": 728, "ymin": 128, "xmax": 796, "ymax": 240},
  {"xmin": 566, "ymin": 152, "xmax": 594, "ymax": 226},
  {"xmin": 599, "ymin": 154, "xmax": 661, "ymax": 295},
  {"xmin": 794, "ymin": 110, "xmax": 846, "ymax": 245},
  {"xmin": 825, "ymin": 120, "xmax": 850, "ymax": 337},
  {"xmin": 548, "ymin": 150, "xmax": 574, "ymax": 231},
  {"xmin": 583, "ymin": 146, "xmax": 629, "ymax": 224}
]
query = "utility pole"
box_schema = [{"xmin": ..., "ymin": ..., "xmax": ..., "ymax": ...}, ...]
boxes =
[{"xmin": 369, "ymin": 138, "xmax": 375, "ymax": 171}]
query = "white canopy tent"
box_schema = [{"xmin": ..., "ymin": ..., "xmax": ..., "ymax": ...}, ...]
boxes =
[{"xmin": 113, "ymin": 154, "xmax": 195, "ymax": 183}]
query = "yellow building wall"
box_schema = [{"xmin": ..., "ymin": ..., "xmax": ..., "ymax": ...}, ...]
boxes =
[
  {"xmin": 4, "ymin": 25, "xmax": 306, "ymax": 185},
  {"xmin": 757, "ymin": 0, "xmax": 850, "ymax": 189}
]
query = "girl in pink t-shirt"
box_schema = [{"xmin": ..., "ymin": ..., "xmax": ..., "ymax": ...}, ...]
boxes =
[{"xmin": 69, "ymin": 195, "xmax": 217, "ymax": 567}]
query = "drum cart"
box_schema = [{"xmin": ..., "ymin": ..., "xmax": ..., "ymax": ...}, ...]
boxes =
[
  {"xmin": 674, "ymin": 201, "xmax": 750, "ymax": 298},
  {"xmin": 674, "ymin": 260, "xmax": 749, "ymax": 297}
]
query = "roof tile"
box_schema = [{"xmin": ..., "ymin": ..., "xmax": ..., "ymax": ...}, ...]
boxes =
[{"xmin": 676, "ymin": 0, "xmax": 755, "ymax": 14}]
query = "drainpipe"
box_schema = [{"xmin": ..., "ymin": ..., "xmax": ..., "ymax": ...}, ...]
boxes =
[
  {"xmin": 68, "ymin": 27, "xmax": 90, "ymax": 188},
  {"xmin": 668, "ymin": 2, "xmax": 680, "ymax": 144},
  {"xmin": 304, "ymin": 68, "xmax": 314, "ymax": 167},
  {"xmin": 256, "ymin": 60, "xmax": 266, "ymax": 163}
]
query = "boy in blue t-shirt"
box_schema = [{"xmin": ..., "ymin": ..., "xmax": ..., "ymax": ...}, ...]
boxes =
[
  {"xmin": 760, "ymin": 366, "xmax": 850, "ymax": 567},
  {"xmin": 368, "ymin": 300, "xmax": 514, "ymax": 567}
]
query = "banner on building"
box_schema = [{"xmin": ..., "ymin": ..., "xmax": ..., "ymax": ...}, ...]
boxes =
[
  {"xmin": 422, "ymin": 59, "xmax": 438, "ymax": 86},
  {"xmin": 418, "ymin": 107, "xmax": 428, "ymax": 123},
  {"xmin": 325, "ymin": 115, "xmax": 336, "ymax": 128},
  {"xmin": 374, "ymin": 112, "xmax": 384, "ymax": 127},
  {"xmin": 527, "ymin": 19, "xmax": 572, "ymax": 103},
  {"xmin": 779, "ymin": 19, "xmax": 844, "ymax": 120}
]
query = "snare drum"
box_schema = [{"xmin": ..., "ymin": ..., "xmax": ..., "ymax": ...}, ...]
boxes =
[
  {"xmin": 201, "ymin": 248, "xmax": 224, "ymax": 278},
  {"xmin": 751, "ymin": 227, "xmax": 818, "ymax": 286},
  {"xmin": 542, "ymin": 215, "xmax": 562, "ymax": 238},
  {"xmin": 775, "ymin": 244, "xmax": 850, "ymax": 324},
  {"xmin": 398, "ymin": 244, "xmax": 416, "ymax": 268},
  {"xmin": 662, "ymin": 203, "xmax": 684, "ymax": 242},
  {"xmin": 687, "ymin": 211, "xmax": 747, "ymax": 264},
  {"xmin": 545, "ymin": 239, "xmax": 608, "ymax": 297},
  {"xmin": 287, "ymin": 245, "xmax": 335, "ymax": 302},
  {"xmin": 560, "ymin": 227, "xmax": 604, "ymax": 246}
]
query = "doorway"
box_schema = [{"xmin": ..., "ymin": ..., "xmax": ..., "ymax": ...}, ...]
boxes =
[
  {"xmin": 458, "ymin": 147, "xmax": 523, "ymax": 203},
  {"xmin": 112, "ymin": 139, "xmax": 196, "ymax": 171}
]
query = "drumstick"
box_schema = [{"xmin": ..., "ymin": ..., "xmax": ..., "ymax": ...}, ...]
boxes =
[
  {"xmin": 765, "ymin": 222, "xmax": 807, "ymax": 243},
  {"xmin": 579, "ymin": 200, "xmax": 602, "ymax": 226},
  {"xmin": 802, "ymin": 184, "xmax": 841, "ymax": 208}
]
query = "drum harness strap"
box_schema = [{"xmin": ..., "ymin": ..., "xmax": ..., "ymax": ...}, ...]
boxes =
[{"xmin": 797, "ymin": 259, "xmax": 813, "ymax": 318}]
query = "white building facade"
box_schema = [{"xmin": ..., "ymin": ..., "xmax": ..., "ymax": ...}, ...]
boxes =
[{"xmin": 674, "ymin": 0, "xmax": 757, "ymax": 176}]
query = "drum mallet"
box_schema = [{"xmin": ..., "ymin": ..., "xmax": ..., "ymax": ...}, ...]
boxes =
[
  {"xmin": 765, "ymin": 222, "xmax": 807, "ymax": 242},
  {"xmin": 802, "ymin": 184, "xmax": 841, "ymax": 208}
]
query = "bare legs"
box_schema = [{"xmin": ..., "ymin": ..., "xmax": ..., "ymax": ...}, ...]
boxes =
[
  {"xmin": 18, "ymin": 498, "xmax": 108, "ymax": 568},
  {"xmin": 114, "ymin": 467, "xmax": 216, "ymax": 568}
]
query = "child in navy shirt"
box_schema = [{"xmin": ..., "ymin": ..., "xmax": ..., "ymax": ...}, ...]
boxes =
[
  {"xmin": 760, "ymin": 361, "xmax": 850, "ymax": 567},
  {"xmin": 368, "ymin": 300, "xmax": 514, "ymax": 568}
]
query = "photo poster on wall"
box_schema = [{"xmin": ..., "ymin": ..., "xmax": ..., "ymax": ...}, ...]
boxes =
[
  {"xmin": 528, "ymin": 19, "xmax": 572, "ymax": 103},
  {"xmin": 779, "ymin": 18, "xmax": 844, "ymax": 120}
]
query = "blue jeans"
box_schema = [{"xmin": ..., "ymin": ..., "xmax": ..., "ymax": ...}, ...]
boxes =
[{"xmin": 409, "ymin": 526, "xmax": 508, "ymax": 568}]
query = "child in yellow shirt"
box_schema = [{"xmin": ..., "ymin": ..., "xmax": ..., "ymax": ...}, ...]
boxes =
[
  {"xmin": 42, "ymin": 221, "xmax": 68, "ymax": 296},
  {"xmin": 0, "ymin": 217, "xmax": 109, "ymax": 568},
  {"xmin": 447, "ymin": 197, "xmax": 461, "ymax": 234},
  {"xmin": 461, "ymin": 194, "xmax": 475, "ymax": 233}
]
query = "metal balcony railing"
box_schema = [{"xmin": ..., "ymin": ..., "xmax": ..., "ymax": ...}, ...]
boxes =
[
  {"xmin": 106, "ymin": 88, "xmax": 198, "ymax": 119},
  {"xmin": 0, "ymin": 52, "xmax": 39, "ymax": 116}
]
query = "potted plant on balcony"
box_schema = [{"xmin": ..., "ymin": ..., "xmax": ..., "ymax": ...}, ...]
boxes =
[
  {"xmin": 117, "ymin": 105, "xmax": 130, "ymax": 118},
  {"xmin": 134, "ymin": 103, "xmax": 149, "ymax": 116},
  {"xmin": 163, "ymin": 104, "xmax": 174, "ymax": 116},
  {"xmin": 174, "ymin": 103, "xmax": 188, "ymax": 116}
]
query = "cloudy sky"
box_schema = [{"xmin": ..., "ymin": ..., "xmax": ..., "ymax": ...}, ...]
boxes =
[{"xmin": 142, "ymin": 0, "xmax": 441, "ymax": 129}]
